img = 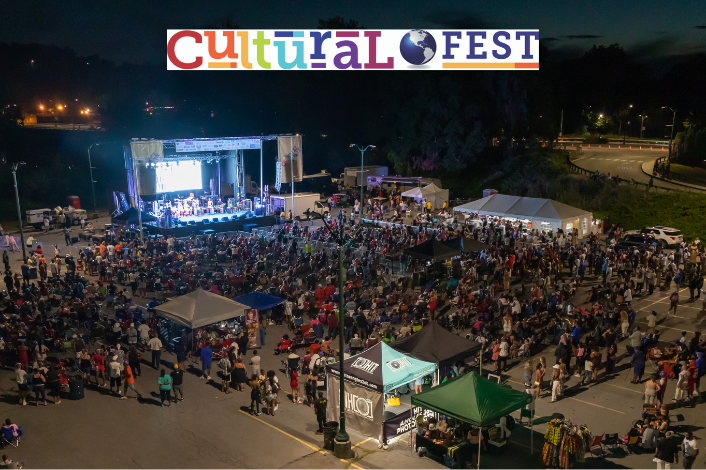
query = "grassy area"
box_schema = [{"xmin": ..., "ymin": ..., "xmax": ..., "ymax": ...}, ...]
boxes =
[
  {"xmin": 439, "ymin": 148, "xmax": 706, "ymax": 241},
  {"xmin": 666, "ymin": 163, "xmax": 706, "ymax": 187}
]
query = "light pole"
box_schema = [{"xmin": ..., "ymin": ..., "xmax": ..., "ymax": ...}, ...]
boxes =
[
  {"xmin": 639, "ymin": 114, "xmax": 648, "ymax": 139},
  {"xmin": 618, "ymin": 104, "xmax": 632, "ymax": 142},
  {"xmin": 87, "ymin": 143, "xmax": 99, "ymax": 218},
  {"xmin": 349, "ymin": 144, "xmax": 375, "ymax": 218},
  {"xmin": 6, "ymin": 161, "xmax": 27, "ymax": 261},
  {"xmin": 662, "ymin": 106, "xmax": 676, "ymax": 160},
  {"xmin": 306, "ymin": 209, "xmax": 376, "ymax": 458}
]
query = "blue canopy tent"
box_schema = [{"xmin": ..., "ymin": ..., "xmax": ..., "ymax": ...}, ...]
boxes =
[{"xmin": 231, "ymin": 292, "xmax": 285, "ymax": 311}]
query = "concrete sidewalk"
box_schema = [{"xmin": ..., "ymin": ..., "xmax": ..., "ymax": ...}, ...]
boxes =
[{"xmin": 641, "ymin": 160, "xmax": 706, "ymax": 192}]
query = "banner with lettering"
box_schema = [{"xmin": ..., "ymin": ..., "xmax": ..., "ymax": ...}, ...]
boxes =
[{"xmin": 327, "ymin": 375, "xmax": 384, "ymax": 437}]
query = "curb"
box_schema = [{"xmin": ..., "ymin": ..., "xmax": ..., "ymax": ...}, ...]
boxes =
[{"xmin": 640, "ymin": 160, "xmax": 706, "ymax": 193}]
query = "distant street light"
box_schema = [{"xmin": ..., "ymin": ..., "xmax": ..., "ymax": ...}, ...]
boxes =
[
  {"xmin": 662, "ymin": 106, "xmax": 676, "ymax": 160},
  {"xmin": 618, "ymin": 105, "xmax": 633, "ymax": 142},
  {"xmin": 349, "ymin": 144, "xmax": 375, "ymax": 218},
  {"xmin": 639, "ymin": 114, "xmax": 648, "ymax": 138}
]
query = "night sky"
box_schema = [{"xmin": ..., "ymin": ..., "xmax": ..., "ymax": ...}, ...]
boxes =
[{"xmin": 2, "ymin": 0, "xmax": 704, "ymax": 64}]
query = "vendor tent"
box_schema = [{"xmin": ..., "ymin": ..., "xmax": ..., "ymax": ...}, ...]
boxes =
[
  {"xmin": 401, "ymin": 183, "xmax": 449, "ymax": 210},
  {"xmin": 155, "ymin": 289, "xmax": 248, "ymax": 329},
  {"xmin": 326, "ymin": 342, "xmax": 436, "ymax": 437},
  {"xmin": 390, "ymin": 321, "xmax": 481, "ymax": 369},
  {"xmin": 404, "ymin": 238, "xmax": 461, "ymax": 263},
  {"xmin": 443, "ymin": 236, "xmax": 489, "ymax": 254},
  {"xmin": 453, "ymin": 194, "xmax": 594, "ymax": 236},
  {"xmin": 411, "ymin": 371, "xmax": 531, "ymax": 425},
  {"xmin": 111, "ymin": 207, "xmax": 158, "ymax": 225},
  {"xmin": 411, "ymin": 371, "xmax": 532, "ymax": 467},
  {"xmin": 231, "ymin": 292, "xmax": 285, "ymax": 311}
]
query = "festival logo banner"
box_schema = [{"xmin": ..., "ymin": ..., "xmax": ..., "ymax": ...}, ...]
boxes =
[{"xmin": 277, "ymin": 135, "xmax": 303, "ymax": 183}]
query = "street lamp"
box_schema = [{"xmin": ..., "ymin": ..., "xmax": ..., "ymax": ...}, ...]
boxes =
[
  {"xmin": 662, "ymin": 106, "xmax": 676, "ymax": 160},
  {"xmin": 349, "ymin": 144, "xmax": 375, "ymax": 218},
  {"xmin": 2, "ymin": 159, "xmax": 27, "ymax": 261},
  {"xmin": 87, "ymin": 143, "xmax": 100, "ymax": 218},
  {"xmin": 305, "ymin": 209, "xmax": 377, "ymax": 458},
  {"xmin": 618, "ymin": 104, "xmax": 632, "ymax": 141},
  {"xmin": 639, "ymin": 114, "xmax": 648, "ymax": 139}
]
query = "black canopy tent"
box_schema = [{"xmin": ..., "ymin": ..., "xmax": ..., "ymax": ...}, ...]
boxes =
[
  {"xmin": 403, "ymin": 238, "xmax": 461, "ymax": 263},
  {"xmin": 390, "ymin": 322, "xmax": 481, "ymax": 371},
  {"xmin": 443, "ymin": 237, "xmax": 489, "ymax": 254}
]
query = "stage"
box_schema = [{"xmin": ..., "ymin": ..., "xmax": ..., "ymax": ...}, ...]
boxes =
[{"xmin": 143, "ymin": 212, "xmax": 276, "ymax": 238}]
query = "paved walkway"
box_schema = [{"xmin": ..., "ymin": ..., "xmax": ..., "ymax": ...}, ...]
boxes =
[{"xmin": 640, "ymin": 160, "xmax": 706, "ymax": 192}]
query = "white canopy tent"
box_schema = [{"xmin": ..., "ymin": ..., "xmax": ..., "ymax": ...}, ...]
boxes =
[
  {"xmin": 453, "ymin": 194, "xmax": 595, "ymax": 236},
  {"xmin": 401, "ymin": 183, "xmax": 449, "ymax": 210},
  {"xmin": 155, "ymin": 289, "xmax": 249, "ymax": 329}
]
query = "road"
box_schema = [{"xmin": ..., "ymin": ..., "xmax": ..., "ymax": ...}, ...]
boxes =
[{"xmin": 571, "ymin": 148, "xmax": 705, "ymax": 192}]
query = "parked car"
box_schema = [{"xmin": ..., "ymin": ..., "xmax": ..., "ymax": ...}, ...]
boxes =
[
  {"xmin": 614, "ymin": 233, "xmax": 656, "ymax": 253},
  {"xmin": 310, "ymin": 200, "xmax": 329, "ymax": 217},
  {"xmin": 626, "ymin": 226, "xmax": 683, "ymax": 248}
]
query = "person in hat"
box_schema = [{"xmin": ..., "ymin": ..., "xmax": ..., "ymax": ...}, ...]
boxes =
[
  {"xmin": 171, "ymin": 364, "xmax": 184, "ymax": 401},
  {"xmin": 549, "ymin": 364, "xmax": 562, "ymax": 403}
]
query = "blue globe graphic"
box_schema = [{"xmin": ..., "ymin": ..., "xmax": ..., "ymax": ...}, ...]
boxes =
[{"xmin": 399, "ymin": 30, "xmax": 437, "ymax": 65}]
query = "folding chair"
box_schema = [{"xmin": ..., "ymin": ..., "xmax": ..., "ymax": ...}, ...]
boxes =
[
  {"xmin": 602, "ymin": 433, "xmax": 619, "ymax": 450},
  {"xmin": 1, "ymin": 426, "xmax": 22, "ymax": 448},
  {"xmin": 588, "ymin": 433, "xmax": 604, "ymax": 457}
]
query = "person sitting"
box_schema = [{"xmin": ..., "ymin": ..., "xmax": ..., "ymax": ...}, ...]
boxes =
[{"xmin": 276, "ymin": 334, "xmax": 292, "ymax": 355}]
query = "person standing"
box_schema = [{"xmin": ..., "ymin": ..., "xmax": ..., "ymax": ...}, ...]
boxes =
[
  {"xmin": 157, "ymin": 369, "xmax": 172, "ymax": 407},
  {"xmin": 31, "ymin": 368, "xmax": 47, "ymax": 406},
  {"xmin": 681, "ymin": 431, "xmax": 699, "ymax": 469},
  {"xmin": 655, "ymin": 431, "xmax": 679, "ymax": 469},
  {"xmin": 249, "ymin": 374, "xmax": 262, "ymax": 415},
  {"xmin": 249, "ymin": 350, "xmax": 261, "ymax": 377},
  {"xmin": 549, "ymin": 364, "xmax": 562, "ymax": 403},
  {"xmin": 314, "ymin": 391, "xmax": 327, "ymax": 435},
  {"xmin": 201, "ymin": 343, "xmax": 213, "ymax": 380},
  {"xmin": 171, "ymin": 364, "xmax": 184, "ymax": 401},
  {"xmin": 645, "ymin": 374, "xmax": 661, "ymax": 405},
  {"xmin": 64, "ymin": 227, "xmax": 72, "ymax": 246},
  {"xmin": 122, "ymin": 360, "xmax": 143, "ymax": 400},
  {"xmin": 149, "ymin": 334, "xmax": 163, "ymax": 369}
]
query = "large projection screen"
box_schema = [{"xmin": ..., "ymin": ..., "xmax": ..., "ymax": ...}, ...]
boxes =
[{"xmin": 156, "ymin": 161, "xmax": 202, "ymax": 193}]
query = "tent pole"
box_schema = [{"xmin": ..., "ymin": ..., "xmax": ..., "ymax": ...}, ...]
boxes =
[
  {"xmin": 478, "ymin": 430, "xmax": 481, "ymax": 469},
  {"xmin": 530, "ymin": 411, "xmax": 533, "ymax": 455}
]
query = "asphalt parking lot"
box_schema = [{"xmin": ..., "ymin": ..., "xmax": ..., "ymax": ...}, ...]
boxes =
[{"xmin": 2, "ymin": 223, "xmax": 705, "ymax": 468}]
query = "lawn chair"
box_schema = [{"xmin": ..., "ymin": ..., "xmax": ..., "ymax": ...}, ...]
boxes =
[
  {"xmin": 1, "ymin": 426, "xmax": 22, "ymax": 448},
  {"xmin": 588, "ymin": 433, "xmax": 604, "ymax": 457},
  {"xmin": 602, "ymin": 433, "xmax": 620, "ymax": 450}
]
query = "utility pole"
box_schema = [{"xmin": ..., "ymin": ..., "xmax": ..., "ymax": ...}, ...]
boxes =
[
  {"xmin": 87, "ymin": 143, "xmax": 99, "ymax": 218},
  {"xmin": 559, "ymin": 109, "xmax": 563, "ymax": 137},
  {"xmin": 639, "ymin": 114, "xmax": 647, "ymax": 139},
  {"xmin": 662, "ymin": 106, "xmax": 676, "ymax": 161},
  {"xmin": 350, "ymin": 144, "xmax": 375, "ymax": 218},
  {"xmin": 10, "ymin": 162, "xmax": 27, "ymax": 261}
]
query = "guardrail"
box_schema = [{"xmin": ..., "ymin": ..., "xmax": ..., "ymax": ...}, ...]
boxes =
[{"xmin": 565, "ymin": 154, "xmax": 672, "ymax": 192}]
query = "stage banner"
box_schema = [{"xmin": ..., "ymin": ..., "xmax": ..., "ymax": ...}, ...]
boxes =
[
  {"xmin": 277, "ymin": 136, "xmax": 303, "ymax": 183},
  {"xmin": 130, "ymin": 140, "xmax": 164, "ymax": 160},
  {"xmin": 327, "ymin": 375, "xmax": 384, "ymax": 437},
  {"xmin": 381, "ymin": 406, "xmax": 437, "ymax": 444},
  {"xmin": 245, "ymin": 308, "xmax": 260, "ymax": 348},
  {"xmin": 174, "ymin": 139, "xmax": 261, "ymax": 153}
]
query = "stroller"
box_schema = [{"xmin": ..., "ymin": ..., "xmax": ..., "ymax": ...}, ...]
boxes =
[{"xmin": 282, "ymin": 353, "xmax": 300, "ymax": 376}]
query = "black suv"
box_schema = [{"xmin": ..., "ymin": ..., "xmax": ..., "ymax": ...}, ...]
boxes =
[{"xmin": 614, "ymin": 234, "xmax": 655, "ymax": 253}]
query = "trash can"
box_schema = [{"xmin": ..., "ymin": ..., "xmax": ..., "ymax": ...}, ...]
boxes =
[
  {"xmin": 323, "ymin": 421, "xmax": 339, "ymax": 451},
  {"xmin": 69, "ymin": 378, "xmax": 85, "ymax": 400}
]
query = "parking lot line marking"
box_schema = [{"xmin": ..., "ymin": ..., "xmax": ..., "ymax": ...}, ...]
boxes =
[
  {"xmin": 340, "ymin": 458, "xmax": 364, "ymax": 469},
  {"xmin": 606, "ymin": 383, "xmax": 642, "ymax": 394},
  {"xmin": 635, "ymin": 321, "xmax": 695, "ymax": 334},
  {"xmin": 238, "ymin": 410, "xmax": 327, "ymax": 454},
  {"xmin": 353, "ymin": 437, "xmax": 372, "ymax": 448}
]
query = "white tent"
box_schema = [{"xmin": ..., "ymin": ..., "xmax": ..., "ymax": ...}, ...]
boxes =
[
  {"xmin": 453, "ymin": 194, "xmax": 595, "ymax": 236},
  {"xmin": 401, "ymin": 183, "xmax": 449, "ymax": 210},
  {"xmin": 155, "ymin": 289, "xmax": 249, "ymax": 329}
]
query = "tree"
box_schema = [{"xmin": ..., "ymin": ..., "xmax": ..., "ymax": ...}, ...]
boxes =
[{"xmin": 317, "ymin": 17, "xmax": 363, "ymax": 29}]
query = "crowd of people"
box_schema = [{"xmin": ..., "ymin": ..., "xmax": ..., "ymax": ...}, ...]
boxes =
[{"xmin": 1, "ymin": 195, "xmax": 706, "ymax": 467}]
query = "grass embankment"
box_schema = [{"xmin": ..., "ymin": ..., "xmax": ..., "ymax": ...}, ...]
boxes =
[
  {"xmin": 442, "ymin": 149, "xmax": 706, "ymax": 241},
  {"xmin": 666, "ymin": 163, "xmax": 706, "ymax": 187}
]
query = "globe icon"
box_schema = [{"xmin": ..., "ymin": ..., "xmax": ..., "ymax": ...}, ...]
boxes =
[{"xmin": 399, "ymin": 30, "xmax": 437, "ymax": 65}]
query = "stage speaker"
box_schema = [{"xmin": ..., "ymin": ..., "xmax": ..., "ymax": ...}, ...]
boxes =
[
  {"xmin": 245, "ymin": 211, "xmax": 253, "ymax": 218},
  {"xmin": 212, "ymin": 218, "xmax": 219, "ymax": 223}
]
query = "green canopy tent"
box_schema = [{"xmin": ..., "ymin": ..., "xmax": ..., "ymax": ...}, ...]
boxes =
[{"xmin": 411, "ymin": 372, "xmax": 532, "ymax": 468}]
